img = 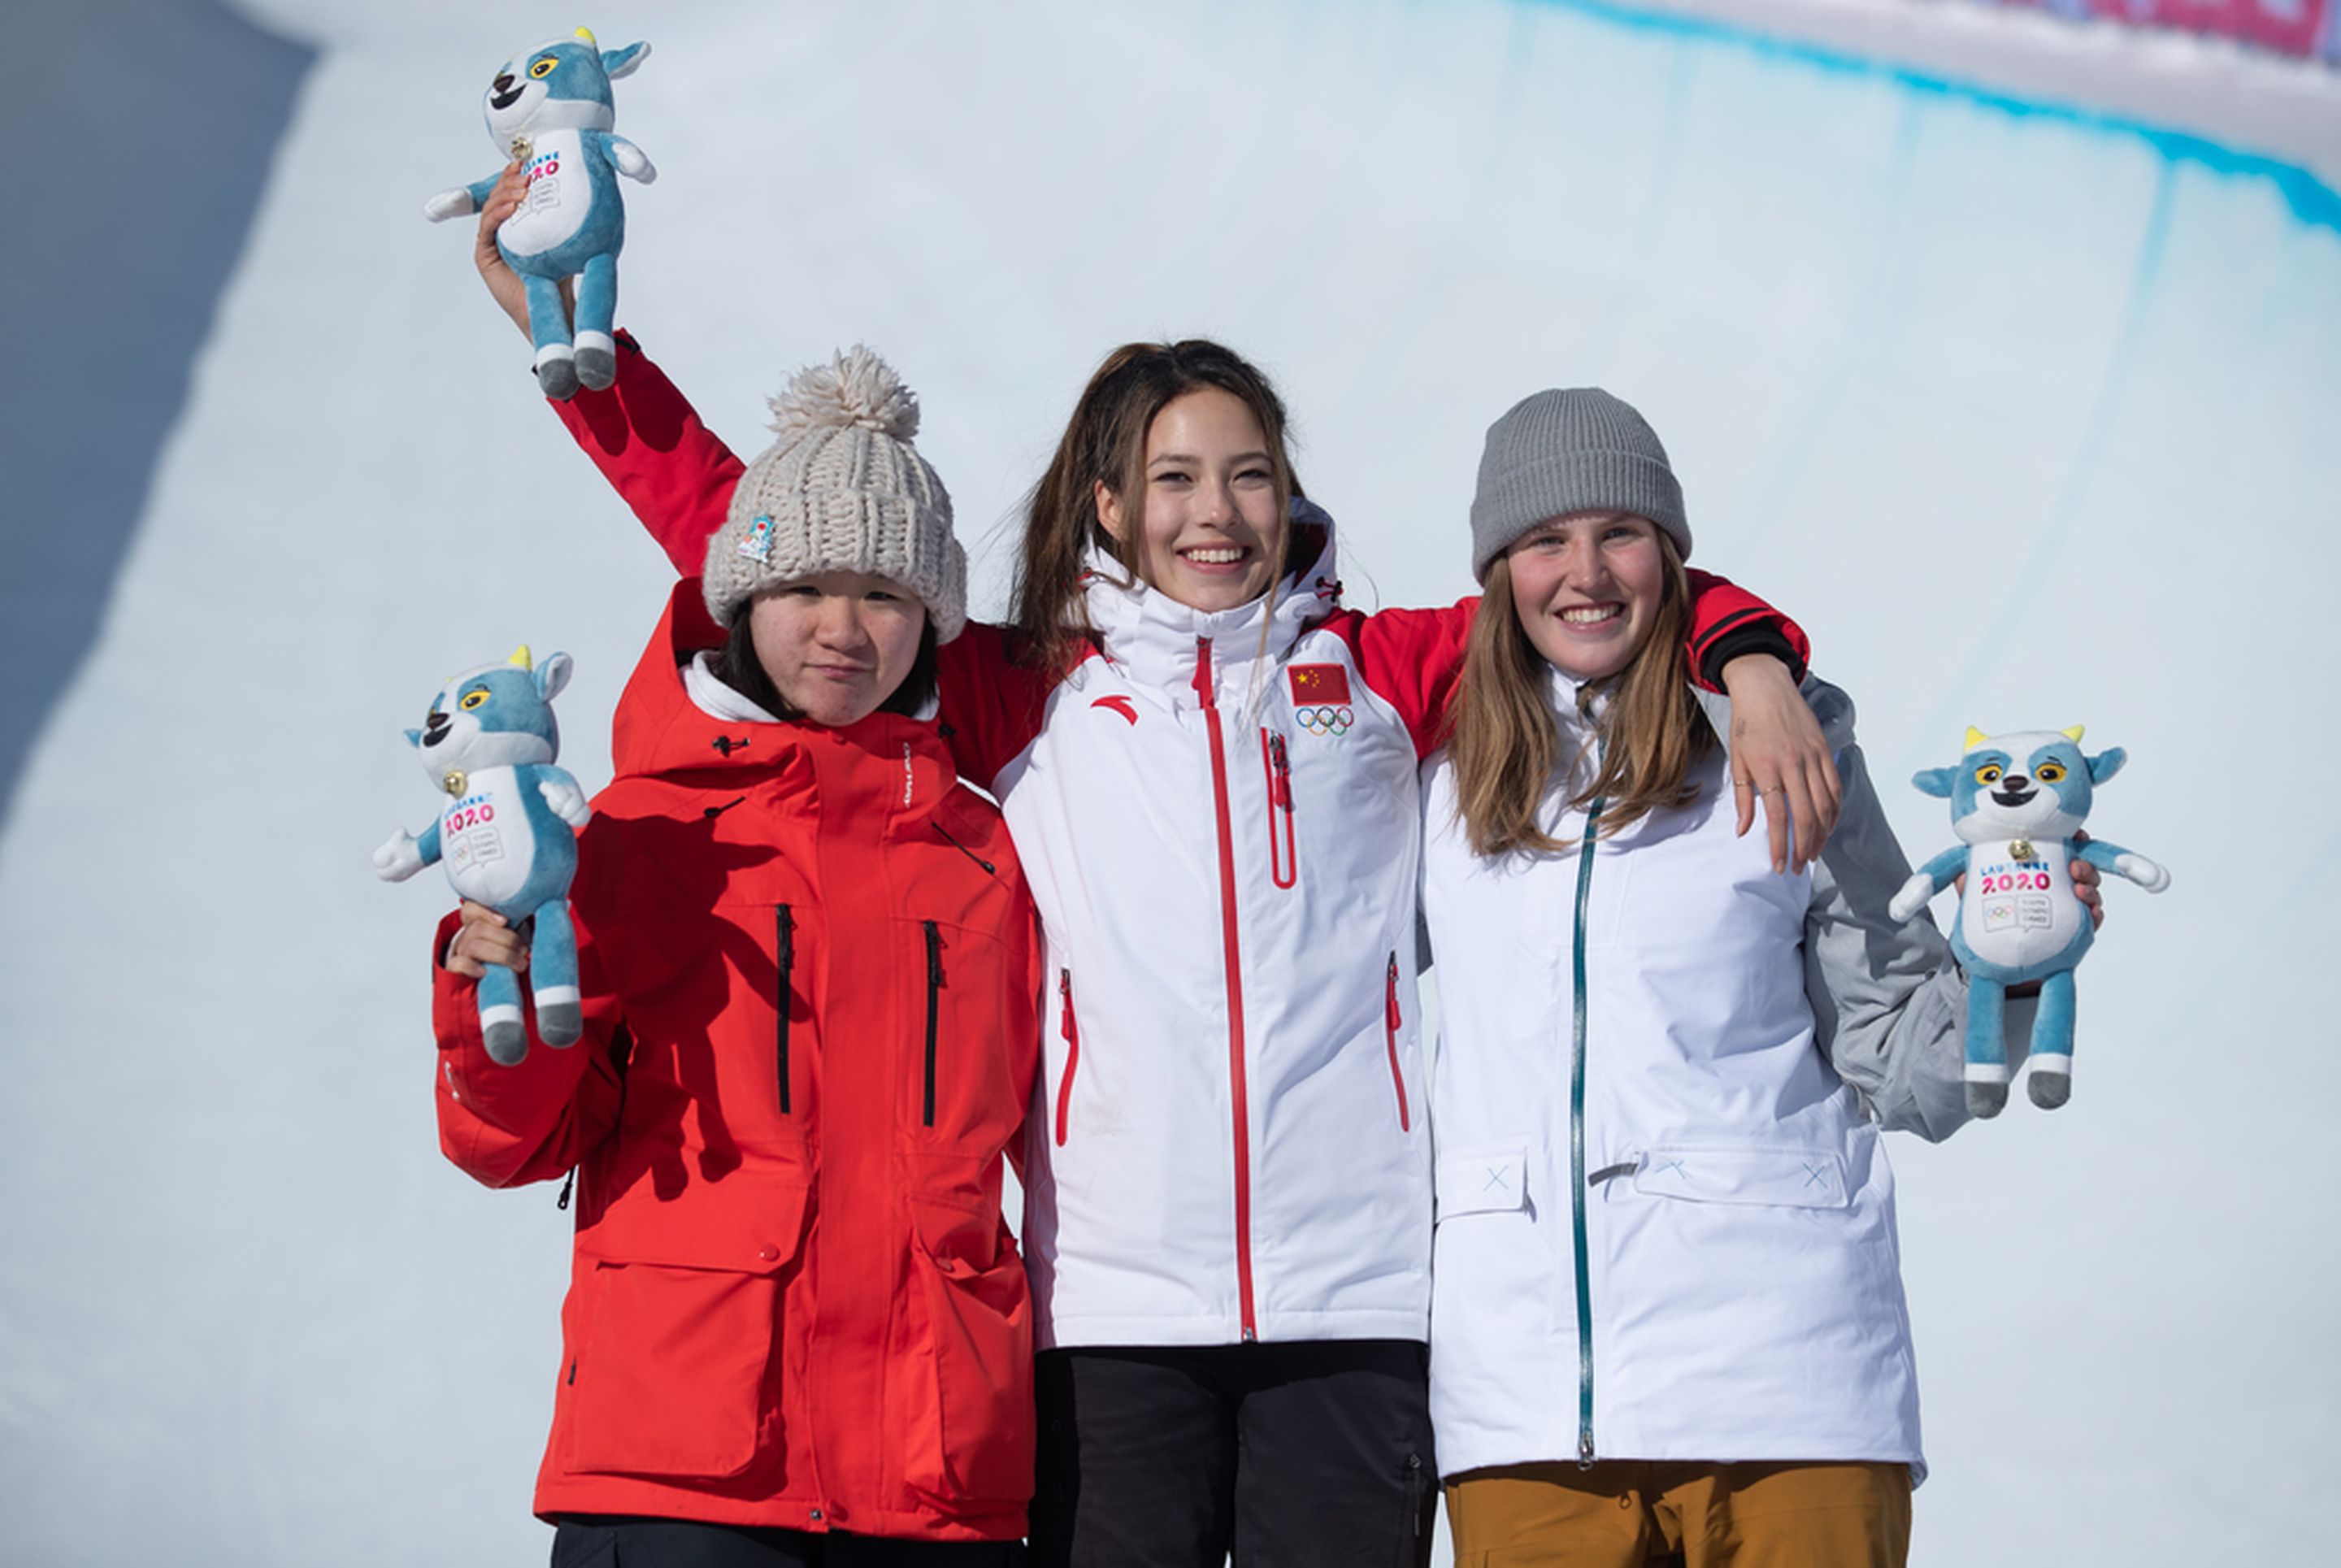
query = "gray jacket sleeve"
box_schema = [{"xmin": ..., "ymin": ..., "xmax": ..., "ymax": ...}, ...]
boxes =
[{"xmin": 1700, "ymin": 680, "xmax": 2033, "ymax": 1143}]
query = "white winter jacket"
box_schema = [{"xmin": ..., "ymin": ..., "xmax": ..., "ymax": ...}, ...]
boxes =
[
  {"xmin": 1005, "ymin": 521, "xmax": 1439, "ymax": 1349},
  {"xmin": 1422, "ymin": 675, "xmax": 2002, "ymax": 1479}
]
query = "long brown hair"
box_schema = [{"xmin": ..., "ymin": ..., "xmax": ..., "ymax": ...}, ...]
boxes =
[
  {"xmin": 1009, "ymin": 340, "xmax": 1304, "ymax": 671},
  {"xmin": 1447, "ymin": 533, "xmax": 1713, "ymax": 858}
]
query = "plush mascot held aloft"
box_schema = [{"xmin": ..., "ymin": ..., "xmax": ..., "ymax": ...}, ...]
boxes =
[{"xmin": 426, "ymin": 28, "xmax": 653, "ymax": 399}]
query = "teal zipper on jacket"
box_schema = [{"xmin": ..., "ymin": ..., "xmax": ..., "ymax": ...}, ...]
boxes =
[{"xmin": 1570, "ymin": 794, "xmax": 1607, "ymax": 1467}]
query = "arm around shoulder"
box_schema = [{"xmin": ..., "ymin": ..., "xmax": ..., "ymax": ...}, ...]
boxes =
[
  {"xmin": 1684, "ymin": 567, "xmax": 1809, "ymax": 688},
  {"xmin": 1349, "ymin": 598, "xmax": 1478, "ymax": 761}
]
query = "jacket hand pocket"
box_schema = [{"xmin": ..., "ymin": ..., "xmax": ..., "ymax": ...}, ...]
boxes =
[
  {"xmin": 1628, "ymin": 1145, "xmax": 1849, "ymax": 1210},
  {"xmin": 1435, "ymin": 1148, "xmax": 1529, "ymax": 1222},
  {"xmin": 562, "ymin": 1181, "xmax": 810, "ymax": 1479},
  {"xmin": 903, "ymin": 1195, "xmax": 1035, "ymax": 1505}
]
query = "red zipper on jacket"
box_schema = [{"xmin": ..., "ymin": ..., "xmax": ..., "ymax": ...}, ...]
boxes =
[
  {"xmin": 1195, "ymin": 636, "xmax": 1259, "ymax": 1341},
  {"xmin": 1054, "ymin": 969, "xmax": 1079, "ymax": 1147},
  {"xmin": 1261, "ymin": 729, "xmax": 1296, "ymax": 891},
  {"xmin": 1383, "ymin": 950, "xmax": 1410, "ymax": 1132}
]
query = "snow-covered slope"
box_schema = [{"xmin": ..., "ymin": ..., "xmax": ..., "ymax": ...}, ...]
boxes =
[{"xmin": 2, "ymin": 1, "xmax": 2333, "ymax": 1562}]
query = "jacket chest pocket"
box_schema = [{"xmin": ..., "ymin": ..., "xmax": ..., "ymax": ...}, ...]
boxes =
[
  {"xmin": 1259, "ymin": 728, "xmax": 1298, "ymax": 890},
  {"xmin": 904, "ymin": 917, "xmax": 1032, "ymax": 1145},
  {"xmin": 1512, "ymin": 839, "xmax": 1636, "ymax": 970},
  {"xmin": 561, "ymin": 1180, "xmax": 810, "ymax": 1480},
  {"xmin": 1383, "ymin": 952, "xmax": 1412, "ymax": 1132},
  {"xmin": 920, "ymin": 919, "xmax": 944, "ymax": 1127}
]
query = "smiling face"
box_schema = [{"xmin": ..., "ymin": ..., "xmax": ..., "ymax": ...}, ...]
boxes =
[
  {"xmin": 745, "ymin": 572, "xmax": 928, "ymax": 727},
  {"xmin": 1095, "ymin": 388, "xmax": 1288, "ymax": 615},
  {"xmin": 1503, "ymin": 510, "xmax": 1669, "ymax": 683}
]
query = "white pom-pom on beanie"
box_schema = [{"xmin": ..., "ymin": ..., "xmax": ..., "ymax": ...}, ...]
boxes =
[{"xmin": 703, "ymin": 345, "xmax": 968, "ymax": 641}]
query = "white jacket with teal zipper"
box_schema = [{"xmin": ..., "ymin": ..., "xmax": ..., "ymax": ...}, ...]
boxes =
[{"xmin": 1420, "ymin": 675, "xmax": 2016, "ymax": 1481}]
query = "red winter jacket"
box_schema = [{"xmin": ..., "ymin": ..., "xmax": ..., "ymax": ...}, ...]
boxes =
[{"xmin": 433, "ymin": 586, "xmax": 1043, "ymax": 1540}]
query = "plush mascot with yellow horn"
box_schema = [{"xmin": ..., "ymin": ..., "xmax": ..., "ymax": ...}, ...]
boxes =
[
  {"xmin": 375, "ymin": 648, "xmax": 591, "ymax": 1065},
  {"xmin": 424, "ymin": 28, "xmax": 654, "ymax": 399},
  {"xmin": 1889, "ymin": 726, "xmax": 2168, "ymax": 1116}
]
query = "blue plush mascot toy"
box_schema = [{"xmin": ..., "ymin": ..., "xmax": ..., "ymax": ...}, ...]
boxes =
[
  {"xmin": 424, "ymin": 28, "xmax": 653, "ymax": 400},
  {"xmin": 375, "ymin": 647, "xmax": 591, "ymax": 1066},
  {"xmin": 1888, "ymin": 726, "xmax": 2169, "ymax": 1117}
]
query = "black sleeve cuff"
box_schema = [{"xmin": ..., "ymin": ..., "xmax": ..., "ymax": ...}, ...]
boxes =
[{"xmin": 1698, "ymin": 624, "xmax": 1804, "ymax": 688}]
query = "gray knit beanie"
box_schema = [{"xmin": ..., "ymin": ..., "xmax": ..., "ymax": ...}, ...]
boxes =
[
  {"xmin": 703, "ymin": 346, "xmax": 968, "ymax": 641},
  {"xmin": 1468, "ymin": 388, "xmax": 1690, "ymax": 584}
]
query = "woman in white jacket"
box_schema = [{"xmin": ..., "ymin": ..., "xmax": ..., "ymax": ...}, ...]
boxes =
[{"xmin": 1420, "ymin": 389, "xmax": 2095, "ymax": 1566}]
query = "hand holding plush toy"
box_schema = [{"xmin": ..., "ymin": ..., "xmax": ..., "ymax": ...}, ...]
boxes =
[
  {"xmin": 1888, "ymin": 726, "xmax": 2168, "ymax": 1117},
  {"xmin": 425, "ymin": 28, "xmax": 652, "ymax": 400},
  {"xmin": 375, "ymin": 648, "xmax": 591, "ymax": 1066}
]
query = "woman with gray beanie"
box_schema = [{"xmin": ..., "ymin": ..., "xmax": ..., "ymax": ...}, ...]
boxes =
[{"xmin": 1420, "ymin": 388, "xmax": 2102, "ymax": 1566}]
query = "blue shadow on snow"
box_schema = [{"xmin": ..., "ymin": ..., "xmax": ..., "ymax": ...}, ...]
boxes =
[{"xmin": 0, "ymin": 0, "xmax": 315, "ymax": 830}]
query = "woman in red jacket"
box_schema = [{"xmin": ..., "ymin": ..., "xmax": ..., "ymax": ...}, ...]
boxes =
[{"xmin": 436, "ymin": 350, "xmax": 1042, "ymax": 1567}]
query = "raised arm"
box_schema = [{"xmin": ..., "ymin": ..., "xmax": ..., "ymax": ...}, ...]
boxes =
[
  {"xmin": 548, "ymin": 335, "xmax": 745, "ymax": 574},
  {"xmin": 462, "ymin": 165, "xmax": 741, "ymax": 573}
]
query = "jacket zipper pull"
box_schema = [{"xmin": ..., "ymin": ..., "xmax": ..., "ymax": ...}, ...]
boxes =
[
  {"xmin": 1383, "ymin": 951, "xmax": 1411, "ymax": 1132},
  {"xmin": 555, "ymin": 1167, "xmax": 575, "ymax": 1211},
  {"xmin": 1264, "ymin": 729, "xmax": 1298, "ymax": 891},
  {"xmin": 931, "ymin": 818, "xmax": 996, "ymax": 875},
  {"xmin": 1055, "ymin": 969, "xmax": 1080, "ymax": 1147}
]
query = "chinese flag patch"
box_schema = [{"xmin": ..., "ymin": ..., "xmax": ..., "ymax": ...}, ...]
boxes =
[{"xmin": 1288, "ymin": 663, "xmax": 1352, "ymax": 705}]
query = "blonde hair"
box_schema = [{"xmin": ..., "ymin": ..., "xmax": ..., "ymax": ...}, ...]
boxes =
[{"xmin": 1447, "ymin": 534, "xmax": 1713, "ymax": 858}]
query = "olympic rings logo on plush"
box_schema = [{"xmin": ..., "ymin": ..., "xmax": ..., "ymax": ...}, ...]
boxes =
[{"xmin": 1297, "ymin": 705, "xmax": 1354, "ymax": 737}]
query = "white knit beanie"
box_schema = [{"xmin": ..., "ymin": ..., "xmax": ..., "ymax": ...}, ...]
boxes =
[{"xmin": 703, "ymin": 346, "xmax": 968, "ymax": 641}]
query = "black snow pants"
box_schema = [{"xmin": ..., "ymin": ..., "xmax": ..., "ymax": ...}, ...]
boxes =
[
  {"xmin": 1027, "ymin": 1339, "xmax": 1437, "ymax": 1568},
  {"xmin": 550, "ymin": 1517, "xmax": 1024, "ymax": 1568}
]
